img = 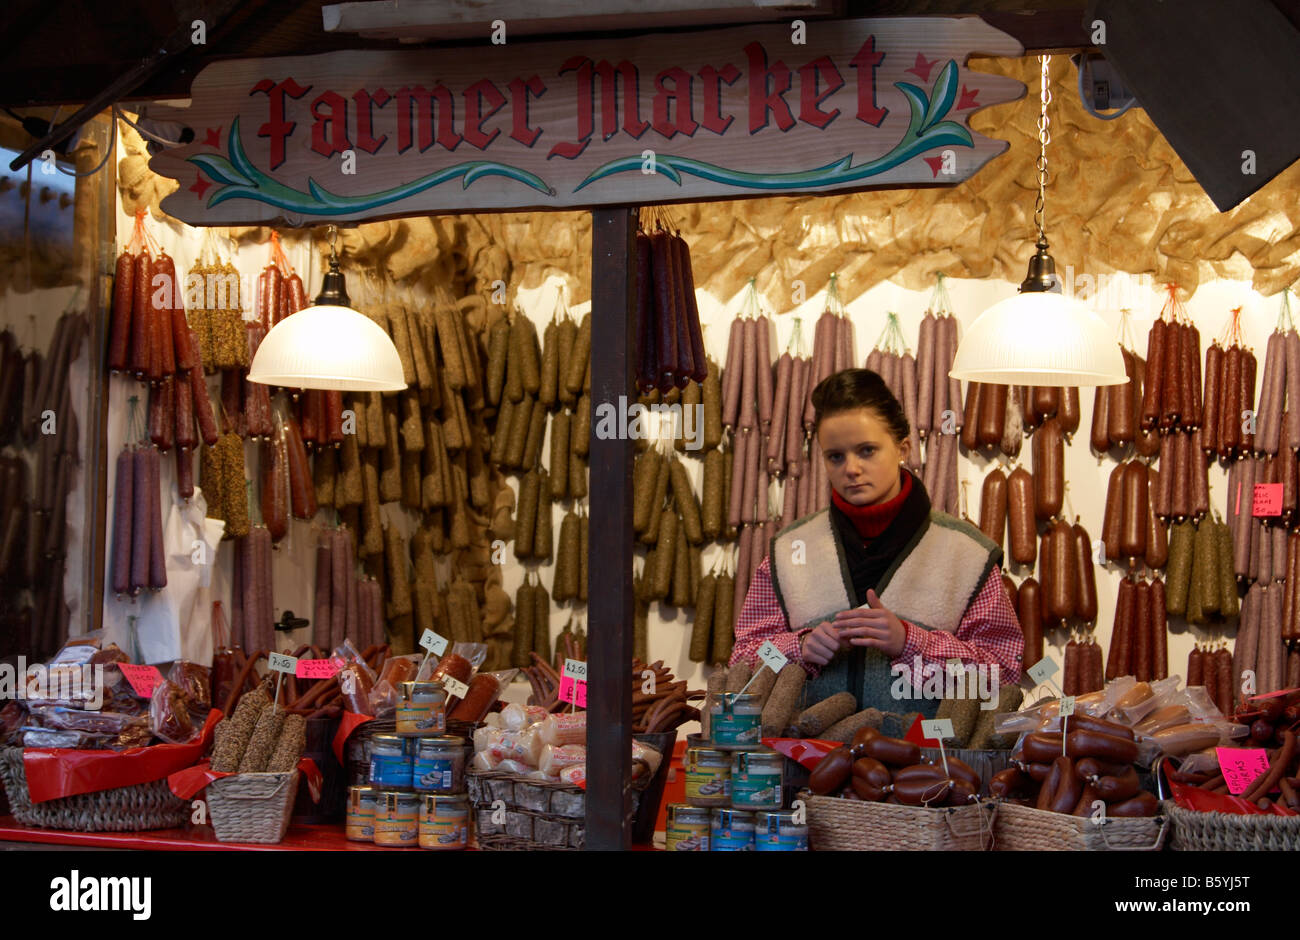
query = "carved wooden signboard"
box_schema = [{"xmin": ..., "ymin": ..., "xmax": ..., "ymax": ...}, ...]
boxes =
[{"xmin": 150, "ymin": 17, "xmax": 1024, "ymax": 226}]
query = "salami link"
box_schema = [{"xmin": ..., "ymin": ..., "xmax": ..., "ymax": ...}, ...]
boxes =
[{"xmin": 108, "ymin": 251, "xmax": 134, "ymax": 372}]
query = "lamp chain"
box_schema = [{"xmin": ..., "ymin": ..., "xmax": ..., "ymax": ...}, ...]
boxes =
[{"xmin": 1034, "ymin": 54, "xmax": 1052, "ymax": 243}]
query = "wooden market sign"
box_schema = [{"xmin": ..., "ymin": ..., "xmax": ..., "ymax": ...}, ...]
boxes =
[{"xmin": 150, "ymin": 17, "xmax": 1024, "ymax": 226}]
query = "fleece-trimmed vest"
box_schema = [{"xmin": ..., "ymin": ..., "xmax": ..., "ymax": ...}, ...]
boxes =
[{"xmin": 769, "ymin": 508, "xmax": 1001, "ymax": 716}]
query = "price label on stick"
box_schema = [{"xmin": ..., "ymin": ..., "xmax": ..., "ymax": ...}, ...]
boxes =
[
  {"xmin": 444, "ymin": 676, "xmax": 470, "ymax": 699},
  {"xmin": 1059, "ymin": 696, "xmax": 1076, "ymax": 718},
  {"xmin": 757, "ymin": 640, "xmax": 788, "ymax": 674},
  {"xmin": 118, "ymin": 663, "xmax": 164, "ymax": 699},
  {"xmin": 1026, "ymin": 657, "xmax": 1060, "ymax": 687},
  {"xmin": 419, "ymin": 629, "xmax": 448, "ymax": 657},
  {"xmin": 1253, "ymin": 483, "xmax": 1283, "ymax": 517},
  {"xmin": 1217, "ymin": 746, "xmax": 1270, "ymax": 795},
  {"xmin": 921, "ymin": 719, "xmax": 954, "ymax": 744},
  {"xmin": 557, "ymin": 662, "xmax": 587, "ymax": 709},
  {"xmin": 296, "ymin": 658, "xmax": 340, "ymax": 680},
  {"xmin": 268, "ymin": 653, "xmax": 298, "ymax": 674}
]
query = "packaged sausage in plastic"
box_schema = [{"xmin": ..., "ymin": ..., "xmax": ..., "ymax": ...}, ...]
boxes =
[
  {"xmin": 28, "ymin": 706, "xmax": 139, "ymax": 735},
  {"xmin": 168, "ymin": 661, "xmax": 212, "ymax": 711},
  {"xmin": 149, "ymin": 680, "xmax": 199, "ymax": 744},
  {"xmin": 539, "ymin": 711, "xmax": 587, "ymax": 746},
  {"xmin": 448, "ymin": 670, "xmax": 514, "ymax": 723},
  {"xmin": 500, "ymin": 702, "xmax": 548, "ymax": 731},
  {"xmin": 559, "ymin": 764, "xmax": 587, "ymax": 787},
  {"xmin": 369, "ymin": 654, "xmax": 420, "ymax": 716},
  {"xmin": 337, "ymin": 661, "xmax": 375, "ymax": 715},
  {"xmin": 539, "ymin": 743, "xmax": 586, "ymax": 777}
]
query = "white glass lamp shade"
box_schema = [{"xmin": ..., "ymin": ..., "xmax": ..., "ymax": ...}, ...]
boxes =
[
  {"xmin": 248, "ymin": 304, "xmax": 407, "ymax": 391},
  {"xmin": 950, "ymin": 291, "xmax": 1128, "ymax": 387}
]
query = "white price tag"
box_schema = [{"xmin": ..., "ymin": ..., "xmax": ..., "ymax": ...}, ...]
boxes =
[
  {"xmin": 922, "ymin": 718, "xmax": 955, "ymax": 743},
  {"xmin": 268, "ymin": 653, "xmax": 298, "ymax": 674},
  {"xmin": 444, "ymin": 676, "xmax": 470, "ymax": 699},
  {"xmin": 757, "ymin": 640, "xmax": 788, "ymax": 674},
  {"xmin": 1059, "ymin": 695, "xmax": 1077, "ymax": 718},
  {"xmin": 1026, "ymin": 657, "xmax": 1059, "ymax": 687},
  {"xmin": 563, "ymin": 659, "xmax": 588, "ymax": 681},
  {"xmin": 419, "ymin": 629, "xmax": 449, "ymax": 656}
]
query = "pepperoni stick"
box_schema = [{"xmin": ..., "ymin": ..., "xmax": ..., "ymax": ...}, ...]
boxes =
[
  {"xmin": 1145, "ymin": 467, "xmax": 1169, "ymax": 569},
  {"xmin": 721, "ymin": 318, "xmax": 744, "ymax": 430},
  {"xmin": 1240, "ymin": 346, "xmax": 1258, "ymax": 453},
  {"xmin": 944, "ymin": 316, "xmax": 962, "ymax": 432},
  {"xmin": 147, "ymin": 447, "xmax": 166, "ymax": 589},
  {"xmin": 767, "ymin": 352, "xmax": 792, "ymax": 472},
  {"xmin": 755, "ymin": 316, "xmax": 773, "ymax": 432},
  {"xmin": 1202, "ymin": 343, "xmax": 1224, "ymax": 456},
  {"xmin": 1221, "ymin": 344, "xmax": 1243, "ymax": 456},
  {"xmin": 129, "ymin": 249, "xmax": 152, "ymax": 379},
  {"xmin": 108, "ymin": 252, "xmax": 134, "ymax": 372},
  {"xmin": 1073, "ymin": 521, "xmax": 1098, "ymax": 621},
  {"xmin": 739, "ymin": 317, "xmax": 757, "ymax": 433},
  {"xmin": 1287, "ymin": 331, "xmax": 1300, "ymax": 446},
  {"xmin": 916, "ymin": 314, "xmax": 936, "ymax": 437},
  {"xmin": 1186, "ymin": 323, "xmax": 1203, "ymax": 429},
  {"xmin": 1140, "ymin": 318, "xmax": 1166, "ymax": 430},
  {"xmin": 930, "ymin": 315, "xmax": 950, "ymax": 434},
  {"xmin": 1090, "ymin": 384, "xmax": 1110, "ymax": 452},
  {"xmin": 1150, "ymin": 578, "xmax": 1168, "ymax": 680},
  {"xmin": 111, "ymin": 448, "xmax": 135, "ymax": 595},
  {"xmin": 785, "ymin": 357, "xmax": 807, "ymax": 474}
]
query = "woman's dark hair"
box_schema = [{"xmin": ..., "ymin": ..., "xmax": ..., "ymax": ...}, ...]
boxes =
[{"xmin": 811, "ymin": 368, "xmax": 910, "ymax": 443}]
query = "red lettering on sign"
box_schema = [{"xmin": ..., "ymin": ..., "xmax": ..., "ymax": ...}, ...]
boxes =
[
  {"xmin": 310, "ymin": 91, "xmax": 352, "ymax": 157},
  {"xmin": 395, "ymin": 85, "xmax": 462, "ymax": 153},
  {"xmin": 463, "ymin": 79, "xmax": 506, "ymax": 150},
  {"xmin": 797, "ymin": 56, "xmax": 844, "ymax": 129},
  {"xmin": 352, "ymin": 88, "xmax": 391, "ymax": 154},
  {"xmin": 652, "ymin": 67, "xmax": 698, "ymax": 139},
  {"xmin": 849, "ymin": 36, "xmax": 888, "ymax": 127},
  {"xmin": 251, "ymin": 77, "xmax": 311, "ymax": 170},
  {"xmin": 698, "ymin": 64, "xmax": 740, "ymax": 135},
  {"xmin": 548, "ymin": 57, "xmax": 648, "ymax": 159},
  {"xmin": 508, "ymin": 76, "xmax": 546, "ymax": 147},
  {"xmin": 744, "ymin": 43, "xmax": 795, "ymax": 134}
]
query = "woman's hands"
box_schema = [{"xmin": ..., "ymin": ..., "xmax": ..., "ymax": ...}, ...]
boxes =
[
  {"xmin": 800, "ymin": 590, "xmax": 908, "ymax": 665},
  {"xmin": 832, "ymin": 590, "xmax": 907, "ymax": 658}
]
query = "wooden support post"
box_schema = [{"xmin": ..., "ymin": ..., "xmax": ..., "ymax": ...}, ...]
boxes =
[{"xmin": 584, "ymin": 207, "xmax": 637, "ymax": 850}]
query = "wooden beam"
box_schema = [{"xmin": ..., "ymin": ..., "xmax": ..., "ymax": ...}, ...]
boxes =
[{"xmin": 584, "ymin": 207, "xmax": 637, "ymax": 851}]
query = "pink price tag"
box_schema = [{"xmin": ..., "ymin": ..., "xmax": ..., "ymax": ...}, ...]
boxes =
[
  {"xmin": 1252, "ymin": 483, "xmax": 1283, "ymax": 517},
  {"xmin": 118, "ymin": 663, "xmax": 164, "ymax": 699},
  {"xmin": 296, "ymin": 659, "xmax": 340, "ymax": 680},
  {"xmin": 558, "ymin": 675, "xmax": 587, "ymax": 709},
  {"xmin": 1217, "ymin": 746, "xmax": 1270, "ymax": 795}
]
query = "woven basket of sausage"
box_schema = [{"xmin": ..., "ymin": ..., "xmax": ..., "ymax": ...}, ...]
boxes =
[
  {"xmin": 805, "ymin": 794, "xmax": 997, "ymax": 851},
  {"xmin": 992, "ymin": 800, "xmax": 1168, "ymax": 851},
  {"xmin": 206, "ymin": 770, "xmax": 299, "ymax": 844},
  {"xmin": 0, "ymin": 746, "xmax": 191, "ymax": 832},
  {"xmin": 1166, "ymin": 802, "xmax": 1300, "ymax": 851}
]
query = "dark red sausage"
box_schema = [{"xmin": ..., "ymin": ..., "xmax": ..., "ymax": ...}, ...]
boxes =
[
  {"xmin": 1007, "ymin": 467, "xmax": 1037, "ymax": 565},
  {"xmin": 961, "ymin": 381, "xmax": 983, "ymax": 451},
  {"xmin": 285, "ymin": 415, "xmax": 317, "ymax": 520},
  {"xmin": 1140, "ymin": 318, "xmax": 1166, "ymax": 430},
  {"xmin": 1109, "ymin": 348, "xmax": 1136, "ymax": 444},
  {"xmin": 286, "ymin": 273, "xmax": 308, "ymax": 316},
  {"xmin": 262, "ymin": 435, "xmax": 289, "ymax": 542},
  {"xmin": 1017, "ymin": 576, "xmax": 1044, "ymax": 666},
  {"xmin": 1241, "ymin": 347, "xmax": 1258, "ymax": 453},
  {"xmin": 1134, "ymin": 579, "xmax": 1153, "ymax": 682},
  {"xmin": 1119, "ymin": 460, "xmax": 1148, "ymax": 561},
  {"xmin": 1202, "ymin": 343, "xmax": 1224, "ymax": 457},
  {"xmin": 1221, "ymin": 344, "xmax": 1243, "ymax": 456},
  {"xmin": 1101, "ymin": 462, "xmax": 1125, "ymax": 563},
  {"xmin": 174, "ymin": 367, "xmax": 196, "ymax": 449},
  {"xmin": 1106, "ymin": 578, "xmax": 1134, "ymax": 680},
  {"xmin": 150, "ymin": 376, "xmax": 175, "ymax": 452},
  {"xmin": 1045, "ymin": 519, "xmax": 1077, "ymax": 622},
  {"xmin": 651, "ymin": 233, "xmax": 679, "ymax": 391},
  {"xmin": 978, "ymin": 467, "xmax": 1007, "ymax": 555},
  {"xmin": 188, "ymin": 332, "xmax": 219, "ymax": 446},
  {"xmin": 1144, "ymin": 467, "xmax": 1169, "ymax": 568},
  {"xmin": 674, "ymin": 233, "xmax": 708, "ymax": 384},
  {"xmin": 176, "ymin": 446, "xmax": 194, "ymax": 500},
  {"xmin": 129, "ymin": 250, "xmax": 152, "ymax": 379},
  {"xmin": 1064, "ymin": 639, "xmax": 1080, "ymax": 697},
  {"xmin": 108, "ymin": 251, "xmax": 134, "ymax": 372},
  {"xmin": 147, "ymin": 447, "xmax": 166, "ymax": 589},
  {"xmin": 1033, "ymin": 416, "xmax": 1064, "ymax": 521},
  {"xmin": 1150, "ymin": 578, "xmax": 1168, "ymax": 680},
  {"xmin": 111, "ymin": 448, "xmax": 134, "ymax": 595},
  {"xmin": 978, "ymin": 382, "xmax": 1005, "ymax": 449},
  {"xmin": 1186, "ymin": 323, "xmax": 1203, "ymax": 429},
  {"xmin": 325, "ymin": 390, "xmax": 344, "ymax": 445},
  {"xmin": 1090, "ymin": 384, "xmax": 1110, "ymax": 452},
  {"xmin": 1162, "ymin": 322, "xmax": 1186, "ymax": 430},
  {"xmin": 152, "ymin": 254, "xmax": 176, "ymax": 378},
  {"xmin": 1072, "ymin": 521, "xmax": 1098, "ymax": 622}
]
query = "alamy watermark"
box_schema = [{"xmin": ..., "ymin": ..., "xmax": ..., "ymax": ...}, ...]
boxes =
[
  {"xmin": 890, "ymin": 657, "xmax": 1001, "ymax": 711},
  {"xmin": 594, "ymin": 396, "xmax": 704, "ymax": 450},
  {"xmin": 0, "ymin": 658, "xmax": 105, "ymax": 709}
]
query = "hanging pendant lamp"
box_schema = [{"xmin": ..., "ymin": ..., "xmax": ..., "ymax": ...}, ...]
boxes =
[
  {"xmin": 950, "ymin": 56, "xmax": 1126, "ymax": 388},
  {"xmin": 248, "ymin": 226, "xmax": 406, "ymax": 391}
]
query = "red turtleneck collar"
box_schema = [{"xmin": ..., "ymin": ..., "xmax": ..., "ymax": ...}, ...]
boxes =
[{"xmin": 831, "ymin": 470, "xmax": 911, "ymax": 539}]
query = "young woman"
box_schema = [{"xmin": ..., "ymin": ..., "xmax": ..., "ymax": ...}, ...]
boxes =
[{"xmin": 730, "ymin": 369, "xmax": 1023, "ymax": 716}]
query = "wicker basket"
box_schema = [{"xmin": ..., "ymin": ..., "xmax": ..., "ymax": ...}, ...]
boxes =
[
  {"xmin": 207, "ymin": 770, "xmax": 299, "ymax": 844},
  {"xmin": 992, "ymin": 800, "xmax": 1167, "ymax": 851},
  {"xmin": 468, "ymin": 770, "xmax": 591, "ymax": 850},
  {"xmin": 805, "ymin": 794, "xmax": 997, "ymax": 851},
  {"xmin": 1166, "ymin": 801, "xmax": 1300, "ymax": 851},
  {"xmin": 0, "ymin": 746, "xmax": 190, "ymax": 832}
]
